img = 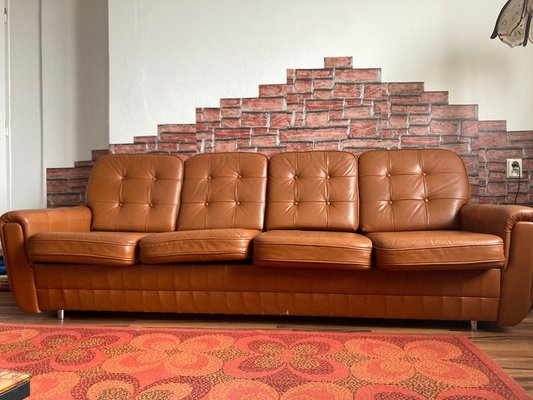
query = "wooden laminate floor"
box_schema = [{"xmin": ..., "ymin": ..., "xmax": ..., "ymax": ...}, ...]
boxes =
[{"xmin": 0, "ymin": 290, "xmax": 532, "ymax": 395}]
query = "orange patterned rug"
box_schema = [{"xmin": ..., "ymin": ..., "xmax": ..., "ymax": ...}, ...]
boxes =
[{"xmin": 0, "ymin": 323, "xmax": 528, "ymax": 399}]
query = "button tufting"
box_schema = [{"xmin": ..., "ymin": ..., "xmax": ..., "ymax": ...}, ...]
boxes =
[
  {"xmin": 205, "ymin": 202, "xmax": 209, "ymax": 206},
  {"xmin": 207, "ymin": 176, "xmax": 212, "ymax": 180},
  {"xmin": 388, "ymin": 200, "xmax": 393, "ymax": 205},
  {"xmin": 386, "ymin": 173, "xmax": 391, "ymax": 178},
  {"xmin": 294, "ymin": 201, "xmax": 298, "ymax": 205},
  {"xmin": 152, "ymin": 177, "xmax": 157, "ymax": 181},
  {"xmin": 326, "ymin": 175, "xmax": 330, "ymax": 179},
  {"xmin": 149, "ymin": 203, "xmax": 154, "ymax": 208},
  {"xmin": 424, "ymin": 198, "xmax": 429, "ymax": 202},
  {"xmin": 237, "ymin": 175, "xmax": 242, "ymax": 179},
  {"xmin": 118, "ymin": 203, "xmax": 123, "ymax": 207},
  {"xmin": 422, "ymin": 172, "xmax": 427, "ymax": 176},
  {"xmin": 294, "ymin": 176, "xmax": 298, "ymax": 180},
  {"xmin": 326, "ymin": 201, "xmax": 331, "ymax": 205},
  {"xmin": 236, "ymin": 201, "xmax": 241, "ymax": 205}
]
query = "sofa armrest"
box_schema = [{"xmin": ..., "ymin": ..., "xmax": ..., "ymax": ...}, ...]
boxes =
[
  {"xmin": 0, "ymin": 206, "xmax": 92, "ymax": 313},
  {"xmin": 460, "ymin": 203, "xmax": 533, "ymax": 326},
  {"xmin": 460, "ymin": 203, "xmax": 533, "ymax": 265},
  {"xmin": 460, "ymin": 203, "xmax": 533, "ymax": 238}
]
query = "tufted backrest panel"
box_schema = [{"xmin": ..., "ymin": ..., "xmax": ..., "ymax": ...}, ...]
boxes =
[
  {"xmin": 177, "ymin": 152, "xmax": 268, "ymax": 231},
  {"xmin": 358, "ymin": 149, "xmax": 470, "ymax": 233},
  {"xmin": 266, "ymin": 151, "xmax": 359, "ymax": 231},
  {"xmin": 86, "ymin": 154, "xmax": 184, "ymax": 232}
]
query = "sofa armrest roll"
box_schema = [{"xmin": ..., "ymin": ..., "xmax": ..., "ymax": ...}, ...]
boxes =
[
  {"xmin": 460, "ymin": 203, "xmax": 533, "ymax": 326},
  {"xmin": 0, "ymin": 206, "xmax": 92, "ymax": 312},
  {"xmin": 460, "ymin": 203, "xmax": 533, "ymax": 238},
  {"xmin": 460, "ymin": 203, "xmax": 533, "ymax": 265}
]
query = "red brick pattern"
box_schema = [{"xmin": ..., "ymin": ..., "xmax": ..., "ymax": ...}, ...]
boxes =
[
  {"xmin": 47, "ymin": 150, "xmax": 103, "ymax": 207},
  {"xmin": 47, "ymin": 57, "xmax": 533, "ymax": 207}
]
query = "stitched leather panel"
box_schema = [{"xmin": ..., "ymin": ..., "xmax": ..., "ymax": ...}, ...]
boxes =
[
  {"xmin": 35, "ymin": 289, "xmax": 499, "ymax": 321},
  {"xmin": 359, "ymin": 149, "xmax": 470, "ymax": 233},
  {"xmin": 140, "ymin": 229, "xmax": 261, "ymax": 263},
  {"xmin": 266, "ymin": 151, "xmax": 358, "ymax": 231},
  {"xmin": 367, "ymin": 230, "xmax": 505, "ymax": 271},
  {"xmin": 33, "ymin": 263, "xmax": 500, "ymax": 297},
  {"xmin": 29, "ymin": 231, "xmax": 148, "ymax": 266},
  {"xmin": 253, "ymin": 230, "xmax": 372, "ymax": 270},
  {"xmin": 86, "ymin": 154, "xmax": 184, "ymax": 232},
  {"xmin": 178, "ymin": 153, "xmax": 268, "ymax": 230}
]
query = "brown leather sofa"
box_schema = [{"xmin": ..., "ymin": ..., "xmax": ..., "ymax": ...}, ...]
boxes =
[{"xmin": 1, "ymin": 149, "xmax": 533, "ymax": 326}]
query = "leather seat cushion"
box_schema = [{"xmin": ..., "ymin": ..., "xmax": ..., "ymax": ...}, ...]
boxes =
[
  {"xmin": 139, "ymin": 229, "xmax": 261, "ymax": 264},
  {"xmin": 367, "ymin": 230, "xmax": 505, "ymax": 271},
  {"xmin": 253, "ymin": 230, "xmax": 372, "ymax": 270},
  {"xmin": 28, "ymin": 231, "xmax": 148, "ymax": 266}
]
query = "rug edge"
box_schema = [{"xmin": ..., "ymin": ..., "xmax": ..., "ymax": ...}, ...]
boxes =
[
  {"xmin": 0, "ymin": 322, "xmax": 471, "ymax": 339},
  {"xmin": 455, "ymin": 335, "xmax": 530, "ymax": 399}
]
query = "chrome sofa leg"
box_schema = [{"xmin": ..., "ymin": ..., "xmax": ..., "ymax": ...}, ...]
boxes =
[
  {"xmin": 470, "ymin": 320, "xmax": 477, "ymax": 331},
  {"xmin": 57, "ymin": 310, "xmax": 64, "ymax": 320}
]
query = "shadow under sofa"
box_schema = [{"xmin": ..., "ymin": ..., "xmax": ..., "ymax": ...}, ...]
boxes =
[{"xmin": 1, "ymin": 149, "xmax": 532, "ymax": 327}]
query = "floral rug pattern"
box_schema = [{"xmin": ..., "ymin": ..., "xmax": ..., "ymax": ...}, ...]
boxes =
[{"xmin": 0, "ymin": 324, "xmax": 528, "ymax": 399}]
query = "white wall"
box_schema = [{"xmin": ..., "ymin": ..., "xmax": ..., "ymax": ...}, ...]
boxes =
[
  {"xmin": 7, "ymin": 0, "xmax": 108, "ymax": 211},
  {"xmin": 9, "ymin": 0, "xmax": 43, "ymax": 210},
  {"xmin": 109, "ymin": 0, "xmax": 533, "ymax": 145},
  {"xmin": 42, "ymin": 0, "xmax": 109, "ymax": 169}
]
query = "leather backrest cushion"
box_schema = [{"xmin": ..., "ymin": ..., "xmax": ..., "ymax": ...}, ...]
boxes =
[
  {"xmin": 178, "ymin": 152, "xmax": 268, "ymax": 230},
  {"xmin": 86, "ymin": 154, "xmax": 184, "ymax": 232},
  {"xmin": 266, "ymin": 151, "xmax": 359, "ymax": 231},
  {"xmin": 358, "ymin": 149, "xmax": 470, "ymax": 233}
]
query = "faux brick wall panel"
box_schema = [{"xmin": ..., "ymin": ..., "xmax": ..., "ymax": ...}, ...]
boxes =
[{"xmin": 46, "ymin": 56, "xmax": 533, "ymax": 207}]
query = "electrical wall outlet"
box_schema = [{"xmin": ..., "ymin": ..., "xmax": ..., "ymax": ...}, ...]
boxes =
[{"xmin": 506, "ymin": 159, "xmax": 522, "ymax": 178}]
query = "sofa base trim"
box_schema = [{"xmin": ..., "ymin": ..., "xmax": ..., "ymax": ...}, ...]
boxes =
[
  {"xmin": 35, "ymin": 289, "xmax": 500, "ymax": 323},
  {"xmin": 32, "ymin": 263, "xmax": 501, "ymax": 298}
]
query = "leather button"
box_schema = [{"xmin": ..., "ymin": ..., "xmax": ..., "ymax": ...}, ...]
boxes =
[
  {"xmin": 205, "ymin": 202, "xmax": 209, "ymax": 206},
  {"xmin": 326, "ymin": 201, "xmax": 331, "ymax": 205},
  {"xmin": 424, "ymin": 198, "xmax": 429, "ymax": 202},
  {"xmin": 386, "ymin": 173, "xmax": 391, "ymax": 178},
  {"xmin": 207, "ymin": 176, "xmax": 212, "ymax": 180},
  {"xmin": 152, "ymin": 177, "xmax": 157, "ymax": 181},
  {"xmin": 326, "ymin": 175, "xmax": 330, "ymax": 179},
  {"xmin": 294, "ymin": 176, "xmax": 298, "ymax": 180},
  {"xmin": 118, "ymin": 203, "xmax": 123, "ymax": 207},
  {"xmin": 237, "ymin": 175, "xmax": 242, "ymax": 179},
  {"xmin": 149, "ymin": 203, "xmax": 154, "ymax": 208},
  {"xmin": 236, "ymin": 201, "xmax": 241, "ymax": 205},
  {"xmin": 293, "ymin": 201, "xmax": 298, "ymax": 205},
  {"xmin": 388, "ymin": 200, "xmax": 393, "ymax": 205},
  {"xmin": 422, "ymin": 172, "xmax": 427, "ymax": 176}
]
